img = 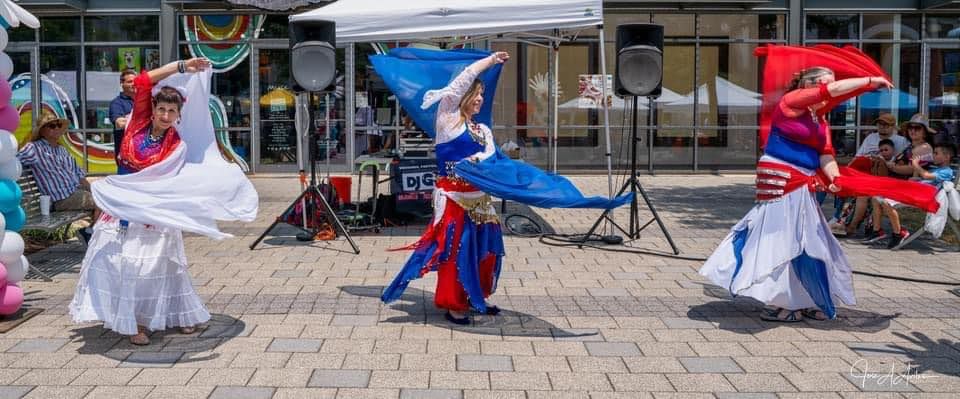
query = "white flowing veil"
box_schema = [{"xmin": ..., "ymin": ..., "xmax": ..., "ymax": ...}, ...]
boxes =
[{"xmin": 91, "ymin": 69, "xmax": 259, "ymax": 239}]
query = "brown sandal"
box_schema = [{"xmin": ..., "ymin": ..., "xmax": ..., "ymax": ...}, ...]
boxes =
[{"xmin": 129, "ymin": 326, "xmax": 150, "ymax": 346}]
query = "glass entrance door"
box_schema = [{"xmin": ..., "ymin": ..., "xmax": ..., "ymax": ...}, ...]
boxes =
[{"xmin": 926, "ymin": 44, "xmax": 960, "ymax": 144}]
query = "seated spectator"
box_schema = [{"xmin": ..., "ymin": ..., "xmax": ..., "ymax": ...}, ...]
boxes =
[
  {"xmin": 862, "ymin": 139, "xmax": 901, "ymax": 242},
  {"xmin": 842, "ymin": 113, "xmax": 910, "ymax": 236},
  {"xmin": 16, "ymin": 114, "xmax": 98, "ymax": 242},
  {"xmin": 847, "ymin": 113, "xmax": 934, "ymax": 237},
  {"xmin": 911, "ymin": 143, "xmax": 956, "ymax": 189},
  {"xmin": 872, "ymin": 142, "xmax": 953, "ymax": 249}
]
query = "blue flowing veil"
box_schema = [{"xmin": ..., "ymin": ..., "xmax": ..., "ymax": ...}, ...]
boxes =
[{"xmin": 370, "ymin": 48, "xmax": 632, "ymax": 210}]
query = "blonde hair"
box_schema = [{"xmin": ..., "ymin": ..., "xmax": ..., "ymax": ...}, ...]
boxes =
[
  {"xmin": 458, "ymin": 79, "xmax": 484, "ymax": 124},
  {"xmin": 789, "ymin": 67, "xmax": 834, "ymax": 90}
]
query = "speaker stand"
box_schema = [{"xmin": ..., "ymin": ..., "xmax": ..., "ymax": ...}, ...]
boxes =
[
  {"xmin": 579, "ymin": 95, "xmax": 679, "ymax": 254},
  {"xmin": 250, "ymin": 93, "xmax": 360, "ymax": 254}
]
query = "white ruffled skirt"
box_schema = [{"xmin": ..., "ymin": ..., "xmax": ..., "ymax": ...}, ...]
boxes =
[
  {"xmin": 69, "ymin": 216, "xmax": 209, "ymax": 335},
  {"xmin": 699, "ymin": 158, "xmax": 856, "ymax": 313}
]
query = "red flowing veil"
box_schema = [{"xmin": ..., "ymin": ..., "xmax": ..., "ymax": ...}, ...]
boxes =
[{"xmin": 754, "ymin": 45, "xmax": 939, "ymax": 213}]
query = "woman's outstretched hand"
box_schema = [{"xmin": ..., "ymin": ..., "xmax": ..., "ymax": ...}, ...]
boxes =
[
  {"xmin": 491, "ymin": 51, "xmax": 510, "ymax": 64},
  {"xmin": 869, "ymin": 77, "xmax": 894, "ymax": 90},
  {"xmin": 184, "ymin": 58, "xmax": 211, "ymax": 73}
]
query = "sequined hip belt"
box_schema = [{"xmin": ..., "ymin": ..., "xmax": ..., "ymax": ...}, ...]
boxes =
[{"xmin": 755, "ymin": 161, "xmax": 819, "ymax": 203}]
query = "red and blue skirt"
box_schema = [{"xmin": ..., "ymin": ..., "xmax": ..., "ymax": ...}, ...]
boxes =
[{"xmin": 382, "ymin": 177, "xmax": 505, "ymax": 313}]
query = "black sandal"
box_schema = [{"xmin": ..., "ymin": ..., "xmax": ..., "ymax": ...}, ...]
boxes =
[
  {"xmin": 760, "ymin": 308, "xmax": 802, "ymax": 322},
  {"xmin": 801, "ymin": 308, "xmax": 829, "ymax": 321},
  {"xmin": 483, "ymin": 305, "xmax": 501, "ymax": 316},
  {"xmin": 444, "ymin": 312, "xmax": 470, "ymax": 325}
]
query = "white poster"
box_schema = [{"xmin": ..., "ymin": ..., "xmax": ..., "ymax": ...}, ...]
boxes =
[{"xmin": 577, "ymin": 74, "xmax": 613, "ymax": 109}]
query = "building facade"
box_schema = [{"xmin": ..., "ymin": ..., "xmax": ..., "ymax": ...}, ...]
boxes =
[{"xmin": 7, "ymin": 0, "xmax": 960, "ymax": 174}]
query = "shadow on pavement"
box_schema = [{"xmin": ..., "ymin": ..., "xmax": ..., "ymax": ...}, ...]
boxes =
[
  {"xmin": 851, "ymin": 331, "xmax": 960, "ymax": 376},
  {"xmin": 340, "ymin": 285, "xmax": 598, "ymax": 340},
  {"xmin": 644, "ymin": 182, "xmax": 754, "ymax": 230},
  {"xmin": 687, "ymin": 293, "xmax": 898, "ymax": 334},
  {"xmin": 68, "ymin": 313, "xmax": 245, "ymax": 364}
]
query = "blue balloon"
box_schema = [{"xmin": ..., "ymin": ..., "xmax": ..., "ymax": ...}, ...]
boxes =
[
  {"xmin": 3, "ymin": 206, "xmax": 25, "ymax": 232},
  {"xmin": 0, "ymin": 180, "xmax": 21, "ymax": 214}
]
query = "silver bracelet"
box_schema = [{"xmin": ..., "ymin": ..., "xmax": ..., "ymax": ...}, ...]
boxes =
[{"xmin": 177, "ymin": 61, "xmax": 185, "ymax": 73}]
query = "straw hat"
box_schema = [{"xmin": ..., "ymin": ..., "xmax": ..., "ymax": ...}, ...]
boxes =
[{"xmin": 31, "ymin": 114, "xmax": 70, "ymax": 141}]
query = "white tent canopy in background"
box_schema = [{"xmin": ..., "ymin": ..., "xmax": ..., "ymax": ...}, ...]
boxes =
[
  {"xmin": 292, "ymin": 0, "xmax": 614, "ymax": 186},
  {"xmin": 664, "ymin": 78, "xmax": 761, "ymax": 108},
  {"xmin": 559, "ymin": 87, "xmax": 684, "ymax": 110},
  {"xmin": 290, "ymin": 0, "xmax": 604, "ymax": 43}
]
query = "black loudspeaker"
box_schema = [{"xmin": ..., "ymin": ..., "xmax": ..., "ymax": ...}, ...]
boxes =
[
  {"xmin": 615, "ymin": 23, "xmax": 664, "ymax": 97},
  {"xmin": 289, "ymin": 20, "xmax": 336, "ymax": 92}
]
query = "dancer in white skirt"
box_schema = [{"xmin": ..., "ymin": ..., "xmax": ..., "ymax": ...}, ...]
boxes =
[
  {"xmin": 701, "ymin": 66, "xmax": 894, "ymax": 322},
  {"xmin": 70, "ymin": 57, "xmax": 258, "ymax": 345}
]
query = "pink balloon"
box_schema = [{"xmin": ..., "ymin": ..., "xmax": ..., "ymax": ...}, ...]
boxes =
[
  {"xmin": 0, "ymin": 80, "xmax": 10, "ymax": 106},
  {"xmin": 0, "ymin": 262, "xmax": 6, "ymax": 285},
  {"xmin": 0, "ymin": 106, "xmax": 18, "ymax": 133},
  {"xmin": 0, "ymin": 283, "xmax": 23, "ymax": 315}
]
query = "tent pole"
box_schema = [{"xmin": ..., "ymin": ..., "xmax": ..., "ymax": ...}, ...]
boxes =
[
  {"xmin": 552, "ymin": 38, "xmax": 560, "ymax": 173},
  {"xmin": 598, "ymin": 27, "xmax": 615, "ymax": 223}
]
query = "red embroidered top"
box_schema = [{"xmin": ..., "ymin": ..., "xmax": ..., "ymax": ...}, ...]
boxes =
[{"xmin": 118, "ymin": 71, "xmax": 182, "ymax": 172}]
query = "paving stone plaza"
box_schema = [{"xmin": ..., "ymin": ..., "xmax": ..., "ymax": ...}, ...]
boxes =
[{"xmin": 6, "ymin": 174, "xmax": 960, "ymax": 398}]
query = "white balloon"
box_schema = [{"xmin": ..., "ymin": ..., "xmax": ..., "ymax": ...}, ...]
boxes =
[
  {"xmin": 0, "ymin": 231, "xmax": 24, "ymax": 265},
  {"xmin": 0, "ymin": 53, "xmax": 12, "ymax": 81},
  {"xmin": 0, "ymin": 30, "xmax": 8, "ymax": 52},
  {"xmin": 4, "ymin": 255, "xmax": 27, "ymax": 284},
  {"xmin": 0, "ymin": 130, "xmax": 17, "ymax": 163},
  {"xmin": 0, "ymin": 158, "xmax": 21, "ymax": 181},
  {"xmin": 0, "ymin": 212, "xmax": 6, "ymax": 236}
]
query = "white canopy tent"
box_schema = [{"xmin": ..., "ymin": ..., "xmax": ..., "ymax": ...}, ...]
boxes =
[{"xmin": 291, "ymin": 0, "xmax": 615, "ymax": 193}]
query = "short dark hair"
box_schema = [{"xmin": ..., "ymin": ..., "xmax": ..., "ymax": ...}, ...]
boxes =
[
  {"xmin": 152, "ymin": 86, "xmax": 184, "ymax": 111},
  {"xmin": 935, "ymin": 143, "xmax": 956, "ymax": 159},
  {"xmin": 878, "ymin": 139, "xmax": 895, "ymax": 149},
  {"xmin": 120, "ymin": 69, "xmax": 137, "ymax": 81}
]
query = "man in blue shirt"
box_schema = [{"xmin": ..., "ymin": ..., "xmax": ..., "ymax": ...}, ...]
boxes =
[{"xmin": 109, "ymin": 69, "xmax": 136, "ymax": 174}]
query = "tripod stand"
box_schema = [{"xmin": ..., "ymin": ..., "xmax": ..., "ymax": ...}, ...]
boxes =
[
  {"xmin": 580, "ymin": 95, "xmax": 679, "ymax": 255},
  {"xmin": 250, "ymin": 92, "xmax": 360, "ymax": 253}
]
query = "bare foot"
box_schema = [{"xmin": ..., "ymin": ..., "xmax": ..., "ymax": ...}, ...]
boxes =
[{"xmin": 179, "ymin": 326, "xmax": 197, "ymax": 334}]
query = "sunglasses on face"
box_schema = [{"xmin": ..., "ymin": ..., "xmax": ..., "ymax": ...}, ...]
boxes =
[
  {"xmin": 877, "ymin": 122, "xmax": 893, "ymax": 127},
  {"xmin": 45, "ymin": 121, "xmax": 64, "ymax": 129}
]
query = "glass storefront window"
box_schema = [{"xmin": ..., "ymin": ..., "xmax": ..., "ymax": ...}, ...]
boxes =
[
  {"xmin": 653, "ymin": 14, "xmax": 695, "ymax": 37},
  {"xmin": 259, "ymin": 14, "xmax": 288, "ymax": 38},
  {"xmin": 697, "ymin": 43, "xmax": 761, "ymax": 140},
  {"xmin": 39, "ymin": 46, "xmax": 88, "ymax": 169},
  {"xmin": 861, "ymin": 43, "xmax": 921, "ymax": 125},
  {"xmin": 699, "ymin": 14, "xmax": 780, "ymax": 41},
  {"xmin": 7, "ymin": 50, "xmax": 33, "ymax": 148},
  {"xmin": 652, "ymin": 128, "xmax": 693, "ymax": 169},
  {"xmin": 928, "ymin": 47, "xmax": 960, "ymax": 139},
  {"xmin": 40, "ymin": 17, "xmax": 80, "ymax": 42},
  {"xmin": 862, "ymin": 14, "xmax": 921, "ymax": 41},
  {"xmin": 925, "ymin": 15, "xmax": 960, "ymax": 39},
  {"xmin": 759, "ymin": 14, "xmax": 786, "ymax": 41},
  {"xmin": 84, "ymin": 46, "xmax": 160, "ymax": 130},
  {"xmin": 806, "ymin": 14, "xmax": 859, "ymax": 40},
  {"xmin": 354, "ymin": 44, "xmax": 399, "ymax": 157},
  {"xmin": 656, "ymin": 44, "xmax": 696, "ymax": 131},
  {"xmin": 8, "ymin": 24, "xmax": 35, "ymax": 42},
  {"xmin": 698, "ymin": 129, "xmax": 758, "ymax": 169},
  {"xmin": 85, "ymin": 15, "xmax": 160, "ymax": 42}
]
